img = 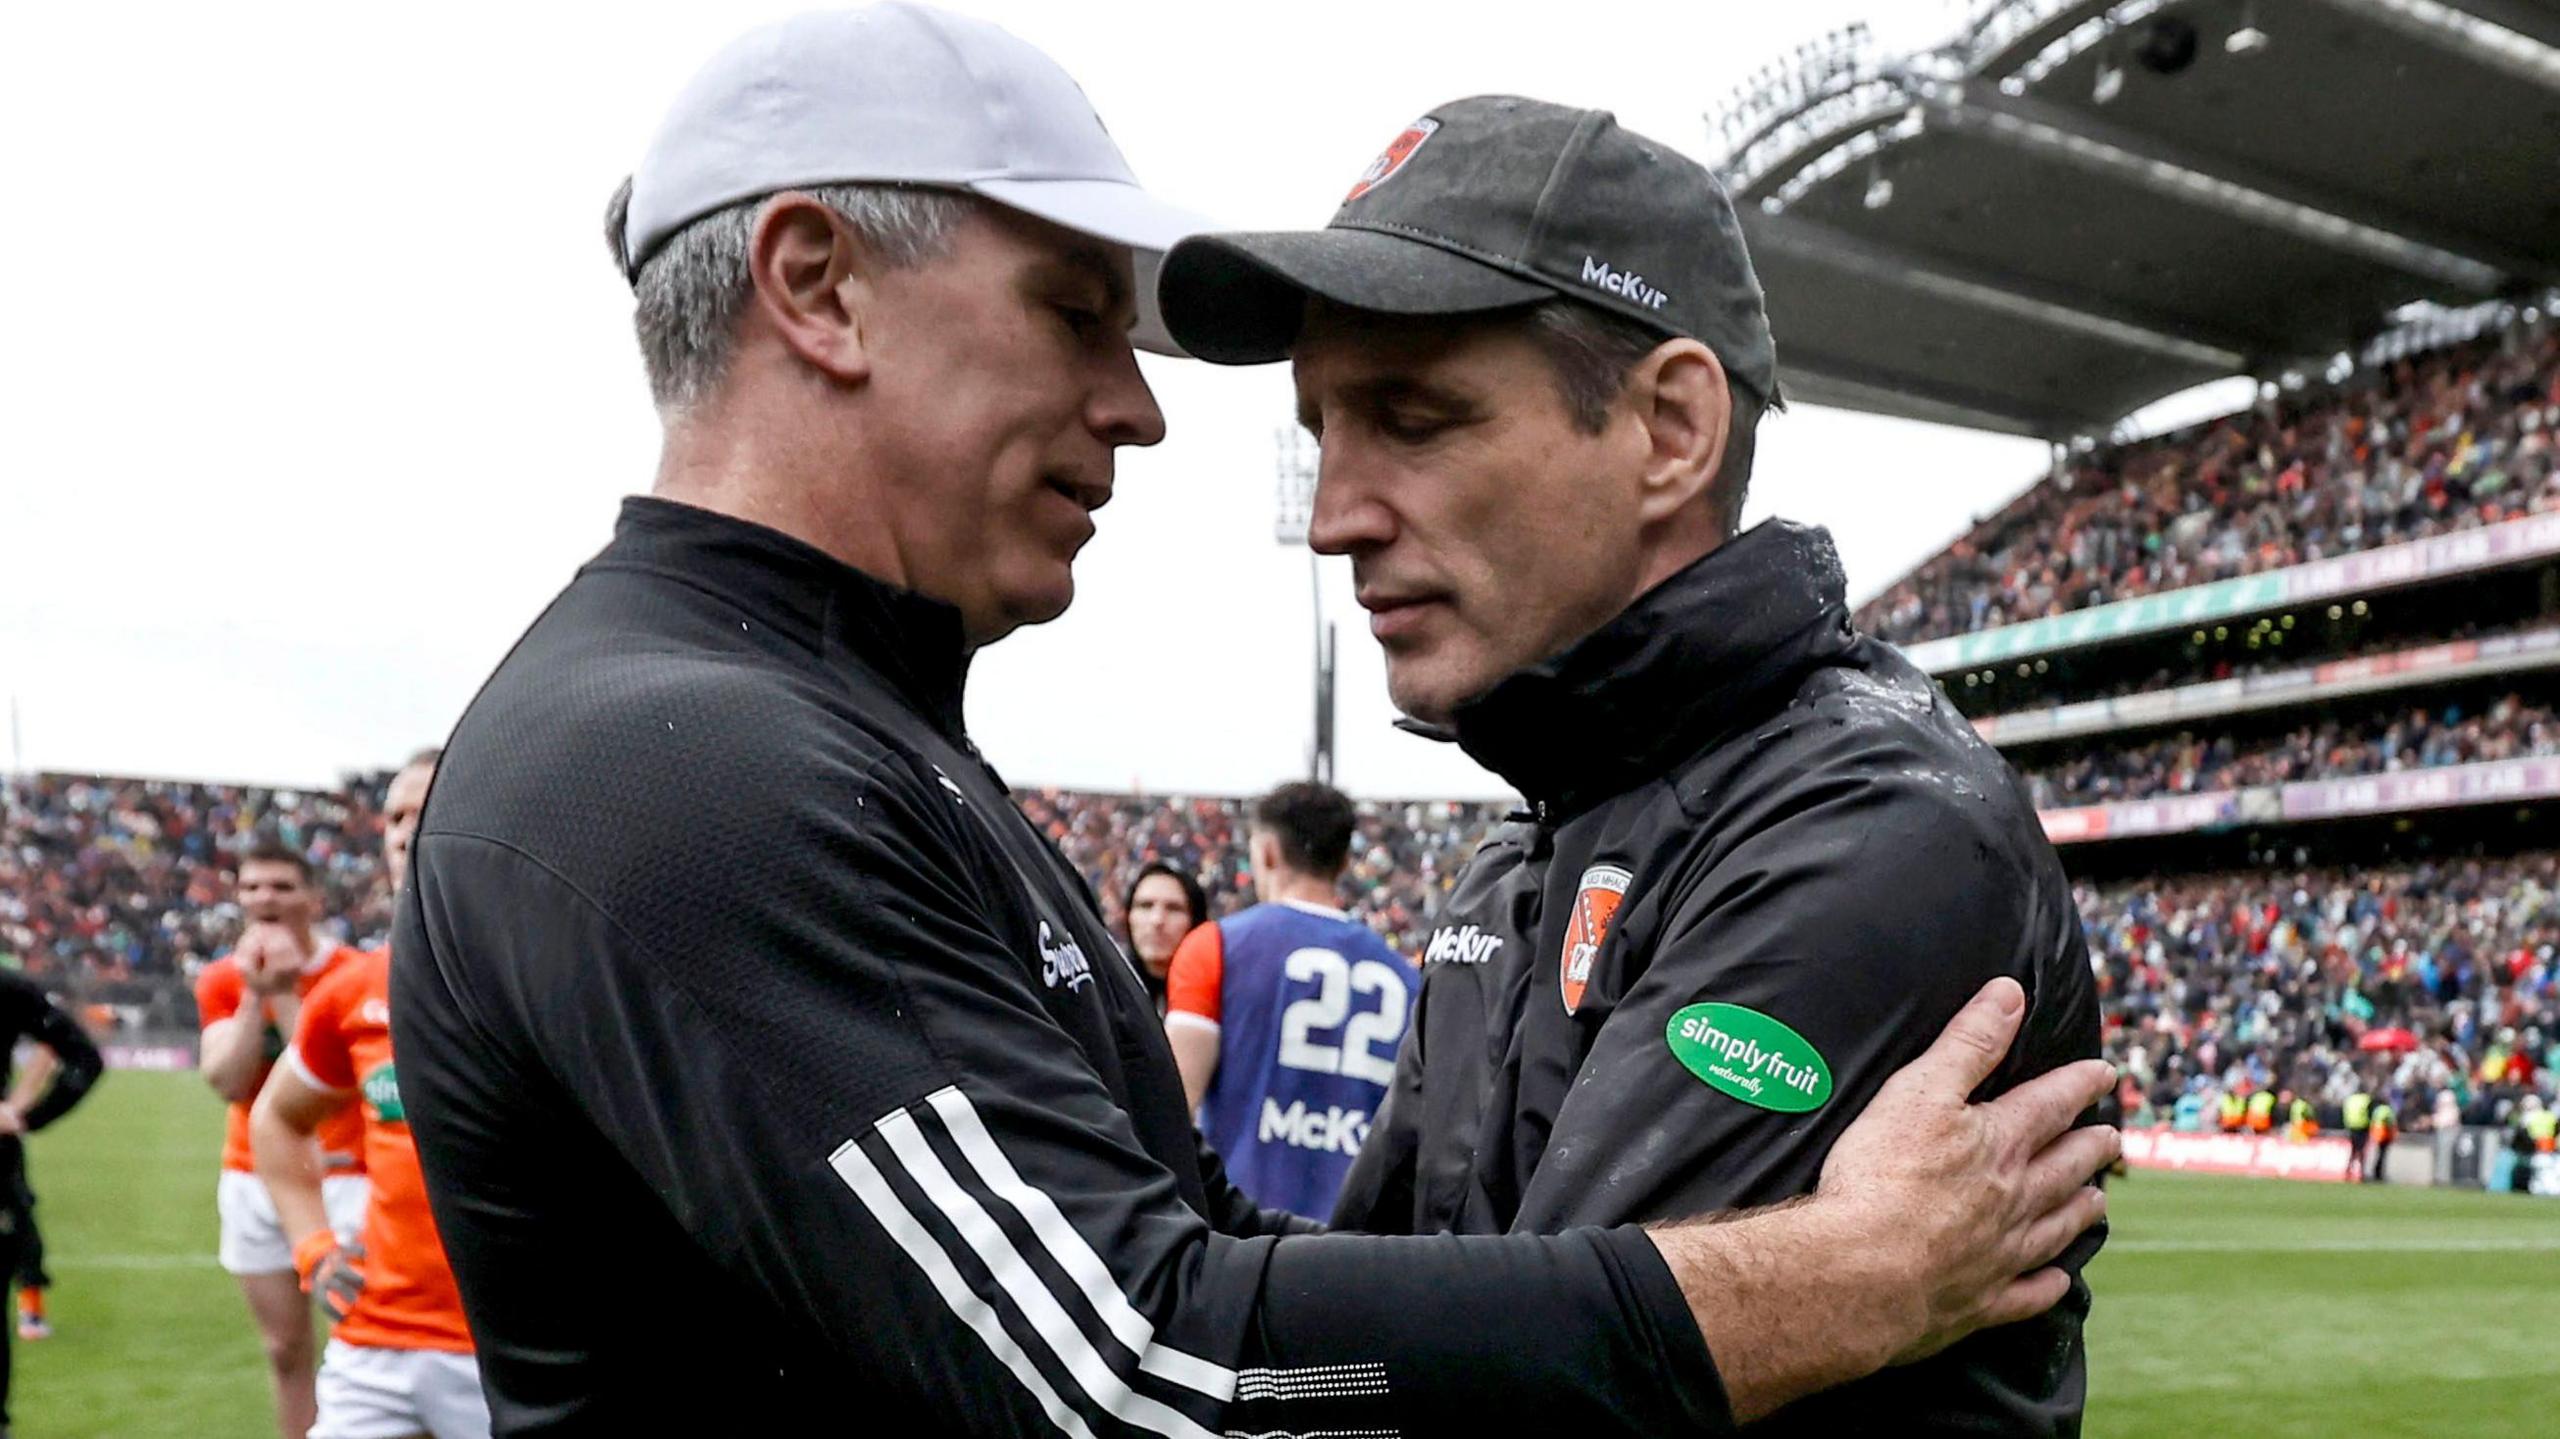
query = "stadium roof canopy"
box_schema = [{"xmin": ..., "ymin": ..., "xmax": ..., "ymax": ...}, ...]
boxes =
[{"xmin": 1706, "ymin": 0, "xmax": 2560, "ymax": 440}]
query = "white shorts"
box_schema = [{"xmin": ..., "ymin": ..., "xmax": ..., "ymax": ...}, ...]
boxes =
[
  {"xmin": 216, "ymin": 1170, "xmax": 370, "ymax": 1276},
  {"xmin": 312, "ymin": 1340, "xmax": 491, "ymax": 1439}
]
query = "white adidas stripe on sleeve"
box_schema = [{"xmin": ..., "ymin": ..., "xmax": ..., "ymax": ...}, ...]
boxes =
[
  {"xmin": 827, "ymin": 1138, "xmax": 1100, "ymax": 1439},
  {"xmin": 873, "ymin": 1108, "xmax": 1219, "ymax": 1439},
  {"xmin": 833, "ymin": 1087, "xmax": 1310, "ymax": 1438},
  {"xmin": 925, "ymin": 1087, "xmax": 1239, "ymax": 1402}
]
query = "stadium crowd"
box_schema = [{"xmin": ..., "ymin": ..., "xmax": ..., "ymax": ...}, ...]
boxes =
[
  {"xmin": 1016, "ymin": 787, "xmax": 1508, "ymax": 952},
  {"xmin": 2088, "ymin": 854, "xmax": 2560, "ymax": 1132},
  {"xmin": 15, "ymin": 769, "xmax": 2558, "ymax": 1141},
  {"xmin": 2021, "ymin": 691, "xmax": 2560, "ymax": 806},
  {"xmin": 0, "ymin": 773, "xmax": 402, "ymax": 1028},
  {"xmin": 1861, "ymin": 322, "xmax": 2560, "ymax": 648},
  {"xmin": 2, "ymin": 773, "xmax": 1506, "ymax": 1023}
]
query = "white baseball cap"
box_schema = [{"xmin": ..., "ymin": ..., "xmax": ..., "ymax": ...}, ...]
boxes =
[{"xmin": 620, "ymin": 3, "xmax": 1215, "ymax": 354}]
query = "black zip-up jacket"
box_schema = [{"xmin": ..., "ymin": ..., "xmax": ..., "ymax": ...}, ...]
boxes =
[
  {"xmin": 1334, "ymin": 520, "xmax": 2104, "ymax": 1436},
  {"xmin": 390, "ymin": 498, "xmax": 1730, "ymax": 1437},
  {"xmin": 0, "ymin": 969, "xmax": 104, "ymax": 1202}
]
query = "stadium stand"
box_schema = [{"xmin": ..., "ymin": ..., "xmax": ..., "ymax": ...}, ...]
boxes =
[
  {"xmin": 1862, "ymin": 326, "xmax": 2560, "ymax": 648},
  {"xmin": 1839, "ymin": 316, "xmax": 2560, "ymax": 1172},
  {"xmin": 2019, "ymin": 690, "xmax": 2560, "ymax": 806},
  {"xmin": 1834, "ymin": 317, "xmax": 2560, "ymax": 1158}
]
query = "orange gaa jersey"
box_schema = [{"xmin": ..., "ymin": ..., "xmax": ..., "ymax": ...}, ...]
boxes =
[
  {"xmin": 196, "ymin": 944, "xmax": 367, "ymax": 1175},
  {"xmin": 1164, "ymin": 922, "xmax": 1226, "ymax": 1026},
  {"xmin": 287, "ymin": 947, "xmax": 474, "ymax": 1354}
]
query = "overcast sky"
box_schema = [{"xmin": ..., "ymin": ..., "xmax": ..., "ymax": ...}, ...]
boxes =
[{"xmin": 3, "ymin": 0, "xmax": 2094, "ymax": 797}]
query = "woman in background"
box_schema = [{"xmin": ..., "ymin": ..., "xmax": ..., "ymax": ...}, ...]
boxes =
[{"xmin": 1124, "ymin": 863, "xmax": 1209, "ymax": 1015}]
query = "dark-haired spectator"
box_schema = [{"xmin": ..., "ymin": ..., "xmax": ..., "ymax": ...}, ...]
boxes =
[{"xmin": 1122, "ymin": 861, "xmax": 1208, "ymax": 1012}]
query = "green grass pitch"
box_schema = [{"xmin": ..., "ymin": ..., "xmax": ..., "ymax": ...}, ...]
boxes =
[{"xmin": 19, "ymin": 1072, "xmax": 2560, "ymax": 1436}]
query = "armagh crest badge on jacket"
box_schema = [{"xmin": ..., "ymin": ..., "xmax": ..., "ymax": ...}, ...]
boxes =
[{"xmin": 1559, "ymin": 864, "xmax": 1632, "ymax": 1016}]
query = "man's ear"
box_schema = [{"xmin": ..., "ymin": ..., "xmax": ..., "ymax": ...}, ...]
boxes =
[
  {"xmin": 744, "ymin": 192, "xmax": 876, "ymax": 385},
  {"xmin": 1629, "ymin": 339, "xmax": 1731, "ymax": 527}
]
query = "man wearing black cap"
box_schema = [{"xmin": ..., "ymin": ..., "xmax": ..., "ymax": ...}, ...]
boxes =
[
  {"xmin": 1160, "ymin": 97, "xmax": 2106, "ymax": 1435},
  {"xmin": 395, "ymin": 14, "xmax": 2115, "ymax": 1432}
]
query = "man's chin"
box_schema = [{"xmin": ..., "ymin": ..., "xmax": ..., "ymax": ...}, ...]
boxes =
[
  {"xmin": 1385, "ymin": 664, "xmax": 1469, "ymax": 731},
  {"xmin": 968, "ymin": 581, "xmax": 1076, "ymax": 647}
]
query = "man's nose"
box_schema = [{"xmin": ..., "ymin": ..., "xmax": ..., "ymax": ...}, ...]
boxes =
[
  {"xmin": 1090, "ymin": 342, "xmax": 1168, "ymax": 449},
  {"xmin": 1306, "ymin": 440, "xmax": 1394, "ymax": 556}
]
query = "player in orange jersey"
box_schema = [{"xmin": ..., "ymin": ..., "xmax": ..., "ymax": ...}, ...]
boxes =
[
  {"xmin": 253, "ymin": 750, "xmax": 488, "ymax": 1439},
  {"xmin": 197, "ymin": 841, "xmax": 369, "ymax": 1439}
]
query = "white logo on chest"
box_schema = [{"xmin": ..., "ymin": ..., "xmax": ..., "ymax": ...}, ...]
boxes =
[
  {"xmin": 1038, "ymin": 920, "xmax": 1094, "ymax": 992},
  {"xmin": 1423, "ymin": 924, "xmax": 1503, "ymax": 966}
]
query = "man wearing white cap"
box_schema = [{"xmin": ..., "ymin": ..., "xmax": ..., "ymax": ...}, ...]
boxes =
[{"xmin": 392, "ymin": 7, "xmax": 2117, "ymax": 1435}]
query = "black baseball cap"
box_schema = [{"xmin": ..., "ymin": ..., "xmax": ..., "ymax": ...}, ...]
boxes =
[{"xmin": 1157, "ymin": 95, "xmax": 1779, "ymax": 404}]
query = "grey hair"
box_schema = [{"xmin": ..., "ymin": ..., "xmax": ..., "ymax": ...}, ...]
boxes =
[
  {"xmin": 602, "ymin": 179, "xmax": 976, "ymax": 413},
  {"xmin": 1520, "ymin": 298, "xmax": 1767, "ymax": 539}
]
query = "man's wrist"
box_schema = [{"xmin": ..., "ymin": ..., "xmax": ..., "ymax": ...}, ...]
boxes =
[{"xmin": 1650, "ymin": 1195, "xmax": 1914, "ymax": 1423}]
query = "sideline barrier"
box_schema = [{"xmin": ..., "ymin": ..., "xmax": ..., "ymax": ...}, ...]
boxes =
[
  {"xmin": 2446, "ymin": 1128, "xmax": 2560, "ymax": 1196},
  {"xmin": 2040, "ymin": 752, "xmax": 2560, "ymax": 846},
  {"xmin": 2121, "ymin": 1127, "xmax": 2354, "ymax": 1182}
]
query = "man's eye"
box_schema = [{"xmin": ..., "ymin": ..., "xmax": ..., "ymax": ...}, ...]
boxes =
[
  {"xmin": 1054, "ymin": 303, "xmax": 1104, "ymax": 336},
  {"xmin": 1380, "ymin": 411, "xmax": 1452, "ymax": 442}
]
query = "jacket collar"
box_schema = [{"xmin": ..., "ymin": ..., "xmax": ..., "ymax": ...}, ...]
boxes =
[
  {"xmin": 1442, "ymin": 520, "xmax": 1857, "ymax": 817},
  {"xmin": 600, "ymin": 496, "xmax": 974, "ymax": 736}
]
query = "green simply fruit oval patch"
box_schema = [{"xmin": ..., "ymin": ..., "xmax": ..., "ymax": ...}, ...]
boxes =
[{"xmin": 1665, "ymin": 1003, "xmax": 1833, "ymax": 1113}]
